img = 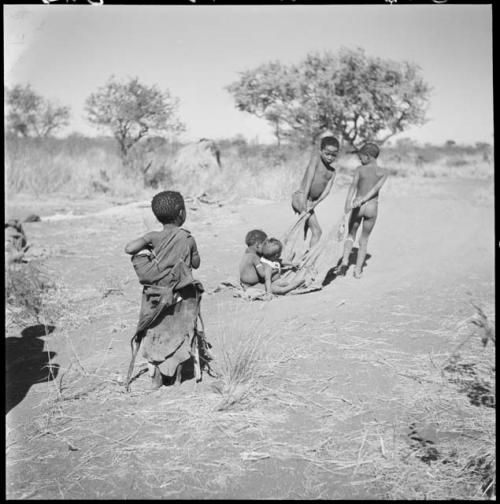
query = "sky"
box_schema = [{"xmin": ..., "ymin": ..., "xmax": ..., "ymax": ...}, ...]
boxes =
[{"xmin": 4, "ymin": 4, "xmax": 493, "ymax": 145}]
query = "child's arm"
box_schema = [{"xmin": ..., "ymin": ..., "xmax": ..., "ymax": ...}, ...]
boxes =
[
  {"xmin": 264, "ymin": 265, "xmax": 304, "ymax": 295},
  {"xmin": 189, "ymin": 236, "xmax": 201, "ymax": 269},
  {"xmin": 308, "ymin": 175, "xmax": 335, "ymax": 211},
  {"xmin": 344, "ymin": 168, "xmax": 360, "ymax": 213},
  {"xmin": 270, "ymin": 277, "xmax": 305, "ymax": 295},
  {"xmin": 301, "ymin": 152, "xmax": 318, "ymax": 211},
  {"xmin": 280, "ymin": 260, "xmax": 299, "ymax": 272},
  {"xmin": 124, "ymin": 231, "xmax": 155, "ymax": 255},
  {"xmin": 254, "ymin": 257, "xmax": 265, "ymax": 279},
  {"xmin": 263, "ymin": 264, "xmax": 274, "ymax": 294},
  {"xmin": 353, "ymin": 168, "xmax": 388, "ymax": 207}
]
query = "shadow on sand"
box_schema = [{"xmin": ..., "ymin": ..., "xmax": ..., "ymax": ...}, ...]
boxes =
[
  {"xmin": 6, "ymin": 324, "xmax": 60, "ymax": 414},
  {"xmin": 322, "ymin": 247, "xmax": 372, "ymax": 287}
]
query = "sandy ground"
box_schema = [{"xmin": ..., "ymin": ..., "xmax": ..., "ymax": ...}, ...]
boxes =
[{"xmin": 5, "ymin": 176, "xmax": 495, "ymax": 499}]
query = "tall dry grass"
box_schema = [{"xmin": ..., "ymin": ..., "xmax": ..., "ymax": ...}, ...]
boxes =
[{"xmin": 5, "ymin": 135, "xmax": 493, "ymax": 203}]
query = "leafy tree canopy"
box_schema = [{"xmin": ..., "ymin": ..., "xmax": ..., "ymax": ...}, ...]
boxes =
[
  {"xmin": 227, "ymin": 47, "xmax": 431, "ymax": 148},
  {"xmin": 6, "ymin": 84, "xmax": 70, "ymax": 138},
  {"xmin": 85, "ymin": 76, "xmax": 185, "ymax": 164}
]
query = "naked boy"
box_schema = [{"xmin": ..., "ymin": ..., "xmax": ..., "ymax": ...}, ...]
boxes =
[
  {"xmin": 292, "ymin": 135, "xmax": 339, "ymax": 248},
  {"xmin": 335, "ymin": 142, "xmax": 388, "ymax": 279}
]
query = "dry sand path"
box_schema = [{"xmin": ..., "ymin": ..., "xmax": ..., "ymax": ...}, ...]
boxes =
[{"xmin": 6, "ymin": 177, "xmax": 494, "ymax": 499}]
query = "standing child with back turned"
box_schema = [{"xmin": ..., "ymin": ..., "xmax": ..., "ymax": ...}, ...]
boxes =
[
  {"xmin": 124, "ymin": 190, "xmax": 213, "ymax": 389},
  {"xmin": 335, "ymin": 142, "xmax": 388, "ymax": 279},
  {"xmin": 125, "ymin": 190, "xmax": 200, "ymax": 285}
]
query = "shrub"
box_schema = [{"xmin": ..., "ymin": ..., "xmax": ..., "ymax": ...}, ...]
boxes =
[{"xmin": 6, "ymin": 261, "xmax": 55, "ymax": 326}]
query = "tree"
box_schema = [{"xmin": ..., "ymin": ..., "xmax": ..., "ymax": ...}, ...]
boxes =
[
  {"xmin": 6, "ymin": 84, "xmax": 70, "ymax": 138},
  {"xmin": 85, "ymin": 76, "xmax": 185, "ymax": 168},
  {"xmin": 226, "ymin": 48, "xmax": 431, "ymax": 148}
]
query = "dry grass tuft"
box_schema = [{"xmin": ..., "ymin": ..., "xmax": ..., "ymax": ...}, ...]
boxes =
[
  {"xmin": 6, "ymin": 261, "xmax": 57, "ymax": 326},
  {"xmin": 209, "ymin": 313, "xmax": 274, "ymax": 411}
]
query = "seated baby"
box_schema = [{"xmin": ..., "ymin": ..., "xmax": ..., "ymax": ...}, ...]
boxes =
[
  {"xmin": 239, "ymin": 229, "xmax": 267, "ymax": 289},
  {"xmin": 259, "ymin": 238, "xmax": 306, "ymax": 296}
]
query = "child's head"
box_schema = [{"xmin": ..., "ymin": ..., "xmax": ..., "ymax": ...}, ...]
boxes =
[
  {"xmin": 358, "ymin": 142, "xmax": 380, "ymax": 164},
  {"xmin": 262, "ymin": 238, "xmax": 282, "ymax": 261},
  {"xmin": 245, "ymin": 229, "xmax": 267, "ymax": 254},
  {"xmin": 151, "ymin": 191, "xmax": 186, "ymax": 225},
  {"xmin": 320, "ymin": 136, "xmax": 339, "ymax": 164}
]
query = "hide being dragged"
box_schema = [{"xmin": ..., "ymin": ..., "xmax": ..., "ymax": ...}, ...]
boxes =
[{"xmin": 279, "ymin": 209, "xmax": 348, "ymax": 292}]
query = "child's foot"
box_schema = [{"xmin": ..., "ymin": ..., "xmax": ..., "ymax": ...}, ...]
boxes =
[
  {"xmin": 353, "ymin": 269, "xmax": 363, "ymax": 279},
  {"xmin": 333, "ymin": 264, "xmax": 348, "ymax": 276},
  {"xmin": 200, "ymin": 339, "xmax": 215, "ymax": 361}
]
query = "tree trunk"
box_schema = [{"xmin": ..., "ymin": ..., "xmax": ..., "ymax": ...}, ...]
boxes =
[
  {"xmin": 118, "ymin": 139, "xmax": 132, "ymax": 171},
  {"xmin": 274, "ymin": 120, "xmax": 281, "ymax": 147}
]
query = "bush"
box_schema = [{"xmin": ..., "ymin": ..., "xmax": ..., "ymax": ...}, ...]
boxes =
[{"xmin": 6, "ymin": 261, "xmax": 55, "ymax": 326}]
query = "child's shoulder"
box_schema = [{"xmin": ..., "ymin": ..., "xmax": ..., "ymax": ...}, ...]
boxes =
[
  {"xmin": 144, "ymin": 229, "xmax": 162, "ymax": 241},
  {"xmin": 179, "ymin": 227, "xmax": 194, "ymax": 238},
  {"xmin": 244, "ymin": 250, "xmax": 260, "ymax": 261}
]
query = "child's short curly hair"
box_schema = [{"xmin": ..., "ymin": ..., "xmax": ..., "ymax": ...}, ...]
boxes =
[
  {"xmin": 359, "ymin": 142, "xmax": 380, "ymax": 159},
  {"xmin": 262, "ymin": 238, "xmax": 282, "ymax": 259},
  {"xmin": 151, "ymin": 191, "xmax": 185, "ymax": 224},
  {"xmin": 245, "ymin": 229, "xmax": 267, "ymax": 247},
  {"xmin": 320, "ymin": 136, "xmax": 339, "ymax": 150}
]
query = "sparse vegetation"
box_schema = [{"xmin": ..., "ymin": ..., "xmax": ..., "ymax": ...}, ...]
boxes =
[
  {"xmin": 4, "ymin": 135, "xmax": 493, "ymax": 201},
  {"xmin": 363, "ymin": 303, "xmax": 496, "ymax": 500},
  {"xmin": 211, "ymin": 323, "xmax": 269, "ymax": 411},
  {"xmin": 6, "ymin": 261, "xmax": 56, "ymax": 326}
]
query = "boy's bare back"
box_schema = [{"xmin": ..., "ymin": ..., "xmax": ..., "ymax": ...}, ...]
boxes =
[
  {"xmin": 355, "ymin": 163, "xmax": 386, "ymax": 202},
  {"xmin": 337, "ymin": 143, "xmax": 388, "ymax": 279},
  {"xmin": 239, "ymin": 251, "xmax": 264, "ymax": 287}
]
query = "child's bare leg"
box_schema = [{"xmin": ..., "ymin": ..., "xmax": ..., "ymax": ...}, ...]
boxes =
[
  {"xmin": 341, "ymin": 216, "xmax": 360, "ymax": 265},
  {"xmin": 293, "ymin": 267, "xmax": 308, "ymax": 283},
  {"xmin": 175, "ymin": 363, "xmax": 183, "ymax": 386},
  {"xmin": 335, "ymin": 212, "xmax": 360, "ymax": 274},
  {"xmin": 271, "ymin": 276, "xmax": 305, "ymax": 295},
  {"xmin": 287, "ymin": 276, "xmax": 306, "ymax": 291},
  {"xmin": 151, "ymin": 365, "xmax": 162, "ymax": 389},
  {"xmin": 336, "ymin": 238, "xmax": 354, "ymax": 275},
  {"xmin": 308, "ymin": 212, "xmax": 322, "ymax": 248},
  {"xmin": 354, "ymin": 215, "xmax": 376, "ymax": 278}
]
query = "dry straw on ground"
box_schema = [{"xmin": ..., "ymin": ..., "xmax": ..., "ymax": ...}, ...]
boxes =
[
  {"xmin": 356, "ymin": 302, "xmax": 496, "ymax": 500},
  {"xmin": 6, "ymin": 295, "xmax": 496, "ymax": 499}
]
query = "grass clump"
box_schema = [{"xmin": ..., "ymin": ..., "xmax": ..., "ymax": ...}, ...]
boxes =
[
  {"xmin": 6, "ymin": 261, "xmax": 55, "ymax": 326},
  {"xmin": 209, "ymin": 312, "xmax": 273, "ymax": 411},
  {"xmin": 5, "ymin": 260, "xmax": 69, "ymax": 328}
]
